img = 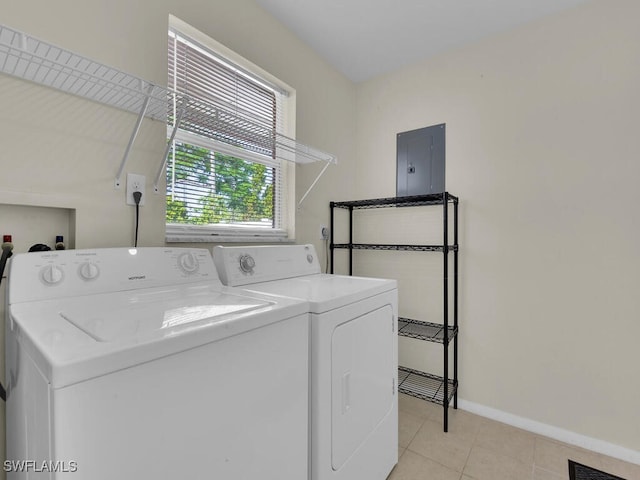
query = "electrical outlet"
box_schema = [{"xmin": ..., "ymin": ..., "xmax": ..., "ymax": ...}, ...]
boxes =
[
  {"xmin": 126, "ymin": 173, "xmax": 146, "ymax": 206},
  {"xmin": 320, "ymin": 225, "xmax": 329, "ymax": 240}
]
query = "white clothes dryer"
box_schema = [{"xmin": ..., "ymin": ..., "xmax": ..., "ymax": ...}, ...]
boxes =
[
  {"xmin": 5, "ymin": 247, "xmax": 309, "ymax": 480},
  {"xmin": 213, "ymin": 244, "xmax": 398, "ymax": 480}
]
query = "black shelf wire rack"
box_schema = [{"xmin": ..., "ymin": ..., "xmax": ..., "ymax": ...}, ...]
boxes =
[
  {"xmin": 330, "ymin": 191, "xmax": 459, "ymax": 432},
  {"xmin": 332, "ymin": 243, "xmax": 457, "ymax": 252},
  {"xmin": 398, "ymin": 366, "xmax": 457, "ymax": 405},
  {"xmin": 398, "ymin": 317, "xmax": 458, "ymax": 344},
  {"xmin": 331, "ymin": 192, "xmax": 458, "ymax": 210}
]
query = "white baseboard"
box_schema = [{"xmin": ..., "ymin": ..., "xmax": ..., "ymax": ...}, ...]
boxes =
[{"xmin": 457, "ymin": 398, "xmax": 640, "ymax": 466}]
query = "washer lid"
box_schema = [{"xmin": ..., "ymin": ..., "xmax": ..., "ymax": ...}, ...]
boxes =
[
  {"xmin": 241, "ymin": 274, "xmax": 397, "ymax": 313},
  {"xmin": 8, "ymin": 283, "xmax": 306, "ymax": 388},
  {"xmin": 59, "ymin": 287, "xmax": 268, "ymax": 342}
]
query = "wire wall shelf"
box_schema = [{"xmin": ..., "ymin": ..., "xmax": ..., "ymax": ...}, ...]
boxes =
[
  {"xmin": 0, "ymin": 23, "xmax": 336, "ymax": 197},
  {"xmin": 0, "ymin": 24, "xmax": 169, "ymax": 120}
]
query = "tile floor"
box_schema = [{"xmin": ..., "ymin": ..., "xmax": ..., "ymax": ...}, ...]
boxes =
[{"xmin": 391, "ymin": 393, "xmax": 640, "ymax": 480}]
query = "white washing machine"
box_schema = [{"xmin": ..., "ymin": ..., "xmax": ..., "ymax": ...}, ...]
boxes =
[
  {"xmin": 5, "ymin": 247, "xmax": 309, "ymax": 480},
  {"xmin": 213, "ymin": 244, "xmax": 398, "ymax": 480}
]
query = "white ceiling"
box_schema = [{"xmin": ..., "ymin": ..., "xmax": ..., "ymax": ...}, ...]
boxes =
[{"xmin": 254, "ymin": 0, "xmax": 591, "ymax": 82}]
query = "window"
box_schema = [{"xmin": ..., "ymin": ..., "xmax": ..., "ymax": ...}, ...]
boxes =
[{"xmin": 166, "ymin": 17, "xmax": 295, "ymax": 242}]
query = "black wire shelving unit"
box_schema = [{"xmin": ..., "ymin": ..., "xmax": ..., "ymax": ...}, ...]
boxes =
[{"xmin": 330, "ymin": 192, "xmax": 459, "ymax": 432}]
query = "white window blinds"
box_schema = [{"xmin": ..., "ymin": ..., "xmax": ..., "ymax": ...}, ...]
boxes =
[
  {"xmin": 166, "ymin": 28, "xmax": 289, "ymax": 238},
  {"xmin": 169, "ymin": 30, "xmax": 278, "ymax": 156}
]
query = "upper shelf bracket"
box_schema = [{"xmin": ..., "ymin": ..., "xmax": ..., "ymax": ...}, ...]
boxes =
[
  {"xmin": 298, "ymin": 160, "xmax": 331, "ymax": 209},
  {"xmin": 115, "ymin": 83, "xmax": 155, "ymax": 189},
  {"xmin": 154, "ymin": 104, "xmax": 186, "ymax": 193}
]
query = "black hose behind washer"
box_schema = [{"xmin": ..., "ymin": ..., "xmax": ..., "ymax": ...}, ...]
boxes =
[{"xmin": 0, "ymin": 239, "xmax": 13, "ymax": 402}]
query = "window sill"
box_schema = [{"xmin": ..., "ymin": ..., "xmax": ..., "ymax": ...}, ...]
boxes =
[
  {"xmin": 166, "ymin": 223, "xmax": 294, "ymax": 244},
  {"xmin": 165, "ymin": 234, "xmax": 294, "ymax": 244}
]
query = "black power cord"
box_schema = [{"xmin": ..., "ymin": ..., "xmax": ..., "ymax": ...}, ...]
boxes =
[{"xmin": 133, "ymin": 191, "xmax": 142, "ymax": 247}]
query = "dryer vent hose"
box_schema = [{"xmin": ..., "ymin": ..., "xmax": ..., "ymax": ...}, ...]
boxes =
[
  {"xmin": 0, "ymin": 236, "xmax": 14, "ymax": 287},
  {"xmin": 0, "ymin": 237, "xmax": 13, "ymax": 402}
]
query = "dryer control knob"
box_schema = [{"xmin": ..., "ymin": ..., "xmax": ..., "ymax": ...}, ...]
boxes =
[
  {"xmin": 79, "ymin": 262, "xmax": 100, "ymax": 280},
  {"xmin": 41, "ymin": 264, "xmax": 63, "ymax": 285},
  {"xmin": 239, "ymin": 254, "xmax": 255, "ymax": 274},
  {"xmin": 178, "ymin": 252, "xmax": 199, "ymax": 274}
]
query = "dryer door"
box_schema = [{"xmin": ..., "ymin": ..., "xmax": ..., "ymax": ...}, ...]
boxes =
[{"xmin": 331, "ymin": 304, "xmax": 394, "ymax": 470}]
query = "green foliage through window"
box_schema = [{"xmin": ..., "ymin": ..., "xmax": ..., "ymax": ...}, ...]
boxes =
[{"xmin": 166, "ymin": 142, "xmax": 275, "ymax": 227}]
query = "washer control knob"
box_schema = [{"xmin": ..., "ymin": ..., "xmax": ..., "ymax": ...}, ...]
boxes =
[
  {"xmin": 79, "ymin": 262, "xmax": 100, "ymax": 280},
  {"xmin": 178, "ymin": 252, "xmax": 199, "ymax": 274},
  {"xmin": 41, "ymin": 264, "xmax": 63, "ymax": 285},
  {"xmin": 239, "ymin": 254, "xmax": 255, "ymax": 274},
  {"xmin": 307, "ymin": 254, "xmax": 314, "ymax": 264}
]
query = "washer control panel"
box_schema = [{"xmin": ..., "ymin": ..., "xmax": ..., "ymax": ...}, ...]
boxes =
[
  {"xmin": 213, "ymin": 244, "xmax": 321, "ymax": 286},
  {"xmin": 9, "ymin": 247, "xmax": 217, "ymax": 303}
]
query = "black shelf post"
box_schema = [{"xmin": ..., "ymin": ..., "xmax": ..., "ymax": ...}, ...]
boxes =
[
  {"xmin": 453, "ymin": 197, "xmax": 459, "ymax": 410},
  {"xmin": 329, "ymin": 201, "xmax": 335, "ymax": 274},
  {"xmin": 442, "ymin": 192, "xmax": 449, "ymax": 431},
  {"xmin": 349, "ymin": 205, "xmax": 354, "ymax": 276}
]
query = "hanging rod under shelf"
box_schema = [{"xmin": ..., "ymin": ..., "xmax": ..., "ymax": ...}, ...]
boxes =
[{"xmin": 0, "ymin": 23, "xmax": 337, "ymax": 198}]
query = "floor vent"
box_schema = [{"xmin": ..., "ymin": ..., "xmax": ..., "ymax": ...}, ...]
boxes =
[{"xmin": 569, "ymin": 460, "xmax": 626, "ymax": 480}]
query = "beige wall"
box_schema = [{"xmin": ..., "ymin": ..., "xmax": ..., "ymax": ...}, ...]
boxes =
[
  {"xmin": 354, "ymin": 0, "xmax": 640, "ymax": 457},
  {"xmin": 0, "ymin": 0, "xmax": 356, "ymax": 474},
  {"xmin": 2, "ymin": 0, "xmax": 640, "ymax": 471}
]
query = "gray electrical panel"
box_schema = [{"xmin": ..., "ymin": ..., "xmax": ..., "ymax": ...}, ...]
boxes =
[{"xmin": 396, "ymin": 123, "xmax": 445, "ymax": 197}]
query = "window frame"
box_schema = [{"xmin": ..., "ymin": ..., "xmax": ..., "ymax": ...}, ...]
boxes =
[{"xmin": 166, "ymin": 15, "xmax": 296, "ymax": 243}]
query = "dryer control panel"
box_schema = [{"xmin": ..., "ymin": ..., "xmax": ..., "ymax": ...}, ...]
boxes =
[
  {"xmin": 8, "ymin": 247, "xmax": 218, "ymax": 303},
  {"xmin": 213, "ymin": 244, "xmax": 321, "ymax": 286}
]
